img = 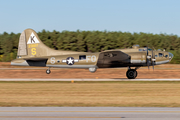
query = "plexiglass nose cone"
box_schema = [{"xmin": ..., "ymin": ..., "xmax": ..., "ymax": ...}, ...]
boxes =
[{"xmin": 169, "ymin": 52, "xmax": 174, "ymax": 61}]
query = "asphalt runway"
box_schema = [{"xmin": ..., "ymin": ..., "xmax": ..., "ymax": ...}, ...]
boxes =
[
  {"xmin": 0, "ymin": 78, "xmax": 180, "ymax": 81},
  {"xmin": 0, "ymin": 107, "xmax": 180, "ymax": 120}
]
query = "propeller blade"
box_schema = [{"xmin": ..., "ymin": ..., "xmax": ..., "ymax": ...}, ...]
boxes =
[
  {"xmin": 152, "ymin": 49, "xmax": 154, "ymax": 71},
  {"xmin": 147, "ymin": 45, "xmax": 149, "ymax": 70}
]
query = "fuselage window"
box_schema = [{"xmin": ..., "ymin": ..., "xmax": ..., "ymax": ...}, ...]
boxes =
[
  {"xmin": 155, "ymin": 55, "xmax": 158, "ymax": 58},
  {"xmin": 165, "ymin": 55, "xmax": 168, "ymax": 58},
  {"xmin": 159, "ymin": 53, "xmax": 163, "ymax": 57},
  {"xmin": 79, "ymin": 55, "xmax": 86, "ymax": 60}
]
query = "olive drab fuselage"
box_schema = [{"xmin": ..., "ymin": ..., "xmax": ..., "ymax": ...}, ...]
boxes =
[{"xmin": 11, "ymin": 29, "xmax": 174, "ymax": 79}]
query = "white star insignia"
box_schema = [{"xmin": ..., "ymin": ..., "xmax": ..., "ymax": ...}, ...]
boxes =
[
  {"xmin": 67, "ymin": 57, "xmax": 73, "ymax": 64},
  {"xmin": 62, "ymin": 57, "xmax": 79, "ymax": 65}
]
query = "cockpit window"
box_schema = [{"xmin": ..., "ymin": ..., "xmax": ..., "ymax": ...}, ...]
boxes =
[
  {"xmin": 159, "ymin": 53, "xmax": 163, "ymax": 57},
  {"xmin": 139, "ymin": 48, "xmax": 147, "ymax": 51},
  {"xmin": 155, "ymin": 55, "xmax": 158, "ymax": 57},
  {"xmin": 139, "ymin": 48, "xmax": 152, "ymax": 51},
  {"xmin": 165, "ymin": 55, "xmax": 168, "ymax": 58}
]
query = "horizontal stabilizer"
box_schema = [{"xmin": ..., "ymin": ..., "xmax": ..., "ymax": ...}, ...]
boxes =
[
  {"xmin": 25, "ymin": 58, "xmax": 48, "ymax": 67},
  {"xmin": 24, "ymin": 58, "xmax": 48, "ymax": 61}
]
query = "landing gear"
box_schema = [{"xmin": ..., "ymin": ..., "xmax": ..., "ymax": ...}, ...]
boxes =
[
  {"xmin": 46, "ymin": 68, "xmax": 51, "ymax": 74},
  {"xmin": 126, "ymin": 67, "xmax": 139, "ymax": 79},
  {"xmin": 89, "ymin": 67, "xmax": 97, "ymax": 73}
]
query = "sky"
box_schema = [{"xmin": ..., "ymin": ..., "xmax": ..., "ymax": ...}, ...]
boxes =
[{"xmin": 0, "ymin": 0, "xmax": 180, "ymax": 35}]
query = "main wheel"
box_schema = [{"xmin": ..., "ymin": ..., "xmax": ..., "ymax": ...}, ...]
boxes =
[
  {"xmin": 46, "ymin": 69, "xmax": 51, "ymax": 74},
  {"xmin": 126, "ymin": 69, "xmax": 137, "ymax": 79}
]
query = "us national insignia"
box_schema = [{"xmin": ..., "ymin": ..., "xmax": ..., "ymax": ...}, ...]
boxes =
[{"xmin": 62, "ymin": 57, "xmax": 79, "ymax": 65}]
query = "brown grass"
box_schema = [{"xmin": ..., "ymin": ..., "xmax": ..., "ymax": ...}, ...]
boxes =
[
  {"xmin": 1, "ymin": 81, "xmax": 180, "ymax": 107},
  {"xmin": 1, "ymin": 69, "xmax": 180, "ymax": 79}
]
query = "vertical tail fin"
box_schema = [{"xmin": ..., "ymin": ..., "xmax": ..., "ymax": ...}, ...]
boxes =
[
  {"xmin": 17, "ymin": 29, "xmax": 53, "ymax": 58},
  {"xmin": 17, "ymin": 29, "xmax": 80, "ymax": 59},
  {"xmin": 12, "ymin": 28, "xmax": 82, "ymax": 66}
]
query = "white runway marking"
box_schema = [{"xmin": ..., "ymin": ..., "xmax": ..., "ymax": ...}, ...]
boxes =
[{"xmin": 0, "ymin": 107, "xmax": 180, "ymax": 120}]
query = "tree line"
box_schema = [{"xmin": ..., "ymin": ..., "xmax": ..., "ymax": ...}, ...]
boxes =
[{"xmin": 0, "ymin": 29, "xmax": 180, "ymax": 63}]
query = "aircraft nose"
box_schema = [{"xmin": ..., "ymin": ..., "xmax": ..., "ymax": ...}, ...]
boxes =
[{"xmin": 169, "ymin": 52, "xmax": 174, "ymax": 61}]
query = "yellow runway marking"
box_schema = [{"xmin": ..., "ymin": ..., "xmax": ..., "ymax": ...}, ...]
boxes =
[
  {"xmin": 0, "ymin": 111, "xmax": 180, "ymax": 113},
  {"xmin": 0, "ymin": 116, "xmax": 122, "ymax": 118}
]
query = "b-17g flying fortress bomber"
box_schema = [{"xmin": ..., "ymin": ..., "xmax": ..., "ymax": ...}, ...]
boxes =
[{"xmin": 11, "ymin": 29, "xmax": 174, "ymax": 79}]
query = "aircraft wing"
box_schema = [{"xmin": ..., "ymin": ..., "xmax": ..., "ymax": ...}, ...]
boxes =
[{"xmin": 97, "ymin": 50, "xmax": 131, "ymax": 68}]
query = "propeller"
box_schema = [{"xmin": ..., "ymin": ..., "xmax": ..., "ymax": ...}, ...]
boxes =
[
  {"xmin": 146, "ymin": 44, "xmax": 156, "ymax": 70},
  {"xmin": 146, "ymin": 45, "xmax": 156, "ymax": 70},
  {"xmin": 146, "ymin": 46, "xmax": 150, "ymax": 69},
  {"xmin": 152, "ymin": 49, "xmax": 154, "ymax": 70}
]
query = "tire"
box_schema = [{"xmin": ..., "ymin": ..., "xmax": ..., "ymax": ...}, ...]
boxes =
[
  {"xmin": 46, "ymin": 69, "xmax": 51, "ymax": 74},
  {"xmin": 135, "ymin": 70, "xmax": 138, "ymax": 78},
  {"xmin": 89, "ymin": 67, "xmax": 97, "ymax": 73},
  {"xmin": 126, "ymin": 69, "xmax": 137, "ymax": 79}
]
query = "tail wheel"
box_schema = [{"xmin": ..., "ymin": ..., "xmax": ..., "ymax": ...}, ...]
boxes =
[
  {"xmin": 126, "ymin": 69, "xmax": 137, "ymax": 79},
  {"xmin": 89, "ymin": 67, "xmax": 97, "ymax": 73},
  {"xmin": 46, "ymin": 69, "xmax": 51, "ymax": 74}
]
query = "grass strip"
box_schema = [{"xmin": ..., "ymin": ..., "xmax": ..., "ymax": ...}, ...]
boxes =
[{"xmin": 0, "ymin": 81, "xmax": 180, "ymax": 107}]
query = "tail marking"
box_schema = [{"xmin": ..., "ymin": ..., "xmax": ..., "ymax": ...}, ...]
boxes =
[{"xmin": 27, "ymin": 32, "xmax": 40, "ymax": 44}]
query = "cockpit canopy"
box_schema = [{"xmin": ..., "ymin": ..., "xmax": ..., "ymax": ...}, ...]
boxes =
[
  {"xmin": 131, "ymin": 45, "xmax": 173, "ymax": 60},
  {"xmin": 132, "ymin": 44, "xmax": 140, "ymax": 48},
  {"xmin": 132, "ymin": 45, "xmax": 152, "ymax": 51},
  {"xmin": 138, "ymin": 48, "xmax": 152, "ymax": 51}
]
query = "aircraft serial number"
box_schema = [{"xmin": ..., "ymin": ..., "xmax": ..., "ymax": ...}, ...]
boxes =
[{"xmin": 29, "ymin": 44, "xmax": 38, "ymax": 48}]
